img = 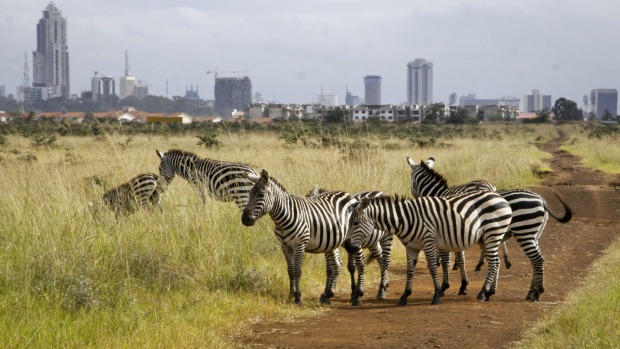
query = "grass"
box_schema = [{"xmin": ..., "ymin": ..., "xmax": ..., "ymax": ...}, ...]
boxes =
[
  {"xmin": 515, "ymin": 238, "xmax": 620, "ymax": 349},
  {"xmin": 0, "ymin": 123, "xmax": 616, "ymax": 348},
  {"xmin": 560, "ymin": 125, "xmax": 620, "ymax": 174}
]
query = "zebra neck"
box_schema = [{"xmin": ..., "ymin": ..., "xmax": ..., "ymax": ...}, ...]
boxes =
[{"xmin": 267, "ymin": 183, "xmax": 294, "ymax": 225}]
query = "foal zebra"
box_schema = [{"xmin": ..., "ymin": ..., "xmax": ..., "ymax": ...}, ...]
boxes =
[
  {"xmin": 347, "ymin": 191, "xmax": 513, "ymax": 305},
  {"xmin": 407, "ymin": 156, "xmax": 512, "ymax": 270},
  {"xmin": 156, "ymin": 149, "xmax": 258, "ymax": 208},
  {"xmin": 307, "ymin": 186, "xmax": 393, "ymax": 300},
  {"xmin": 242, "ymin": 170, "xmax": 361, "ymax": 306},
  {"xmin": 406, "ymin": 155, "xmax": 572, "ymax": 301},
  {"xmin": 102, "ymin": 173, "xmax": 164, "ymax": 215}
]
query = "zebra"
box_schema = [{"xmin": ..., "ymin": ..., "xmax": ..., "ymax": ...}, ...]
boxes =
[
  {"xmin": 407, "ymin": 155, "xmax": 513, "ymax": 271},
  {"xmin": 307, "ymin": 186, "xmax": 394, "ymax": 300},
  {"xmin": 242, "ymin": 169, "xmax": 362, "ymax": 306},
  {"xmin": 347, "ymin": 191, "xmax": 513, "ymax": 305},
  {"xmin": 101, "ymin": 173, "xmax": 164, "ymax": 215},
  {"xmin": 156, "ymin": 149, "xmax": 258, "ymax": 208},
  {"xmin": 406, "ymin": 155, "xmax": 572, "ymax": 301}
]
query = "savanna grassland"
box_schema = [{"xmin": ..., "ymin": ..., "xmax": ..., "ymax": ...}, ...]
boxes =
[{"xmin": 0, "ymin": 121, "xmax": 618, "ymax": 348}]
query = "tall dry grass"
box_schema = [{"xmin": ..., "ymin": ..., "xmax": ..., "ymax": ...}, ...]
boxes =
[{"xmin": 0, "ymin": 124, "xmax": 571, "ymax": 348}]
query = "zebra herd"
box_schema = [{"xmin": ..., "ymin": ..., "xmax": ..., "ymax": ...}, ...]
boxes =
[{"xmin": 99, "ymin": 148, "xmax": 572, "ymax": 307}]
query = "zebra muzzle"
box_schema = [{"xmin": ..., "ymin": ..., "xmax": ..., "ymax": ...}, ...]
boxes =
[{"xmin": 241, "ymin": 211, "xmax": 256, "ymax": 226}]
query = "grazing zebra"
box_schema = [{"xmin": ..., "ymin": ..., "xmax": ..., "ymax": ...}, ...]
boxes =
[
  {"xmin": 407, "ymin": 155, "xmax": 512, "ymax": 271},
  {"xmin": 406, "ymin": 155, "xmax": 573, "ymax": 301},
  {"xmin": 101, "ymin": 173, "xmax": 164, "ymax": 215},
  {"xmin": 348, "ymin": 191, "xmax": 513, "ymax": 305},
  {"xmin": 307, "ymin": 186, "xmax": 394, "ymax": 300},
  {"xmin": 156, "ymin": 149, "xmax": 258, "ymax": 208},
  {"xmin": 242, "ymin": 170, "xmax": 362, "ymax": 306}
]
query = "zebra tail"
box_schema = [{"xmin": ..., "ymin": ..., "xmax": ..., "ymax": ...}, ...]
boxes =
[{"xmin": 546, "ymin": 193, "xmax": 572, "ymax": 223}]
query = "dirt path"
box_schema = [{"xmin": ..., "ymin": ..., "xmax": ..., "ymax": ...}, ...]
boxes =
[{"xmin": 238, "ymin": 136, "xmax": 620, "ymax": 349}]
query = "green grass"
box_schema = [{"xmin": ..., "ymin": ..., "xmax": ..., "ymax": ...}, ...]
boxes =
[
  {"xmin": 515, "ymin": 239, "xmax": 620, "ymax": 349},
  {"xmin": 0, "ymin": 123, "xmax": 616, "ymax": 348}
]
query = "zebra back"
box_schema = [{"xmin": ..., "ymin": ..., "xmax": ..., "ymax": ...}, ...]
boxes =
[
  {"xmin": 156, "ymin": 149, "xmax": 258, "ymax": 208},
  {"xmin": 102, "ymin": 173, "xmax": 162, "ymax": 214},
  {"xmin": 406, "ymin": 155, "xmax": 496, "ymax": 197}
]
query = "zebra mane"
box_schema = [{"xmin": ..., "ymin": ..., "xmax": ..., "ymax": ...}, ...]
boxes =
[
  {"xmin": 260, "ymin": 173, "xmax": 288, "ymax": 193},
  {"xmin": 418, "ymin": 160, "xmax": 449, "ymax": 189},
  {"xmin": 165, "ymin": 149, "xmax": 200, "ymax": 162}
]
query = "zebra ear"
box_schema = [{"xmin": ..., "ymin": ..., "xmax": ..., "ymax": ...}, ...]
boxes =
[
  {"xmin": 426, "ymin": 156, "xmax": 436, "ymax": 168},
  {"xmin": 405, "ymin": 155, "xmax": 416, "ymax": 169},
  {"xmin": 156, "ymin": 150, "xmax": 165, "ymax": 160},
  {"xmin": 246, "ymin": 172, "xmax": 260, "ymax": 183},
  {"xmin": 360, "ymin": 197, "xmax": 371, "ymax": 210},
  {"xmin": 260, "ymin": 169, "xmax": 269, "ymax": 181}
]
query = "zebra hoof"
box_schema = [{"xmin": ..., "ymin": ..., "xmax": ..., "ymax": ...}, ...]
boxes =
[
  {"xmin": 458, "ymin": 287, "xmax": 468, "ymax": 296},
  {"xmin": 294, "ymin": 299, "xmax": 303, "ymax": 306},
  {"xmin": 475, "ymin": 264, "xmax": 483, "ymax": 272},
  {"xmin": 352, "ymin": 298, "xmax": 363, "ymax": 306},
  {"xmin": 431, "ymin": 295, "xmax": 442, "ymax": 305},
  {"xmin": 477, "ymin": 290, "xmax": 492, "ymax": 302},
  {"xmin": 505, "ymin": 260, "xmax": 512, "ymax": 270},
  {"xmin": 320, "ymin": 294, "xmax": 332, "ymax": 305},
  {"xmin": 526, "ymin": 287, "xmax": 543, "ymax": 302},
  {"xmin": 377, "ymin": 289, "xmax": 387, "ymax": 300},
  {"xmin": 452, "ymin": 264, "xmax": 459, "ymax": 271},
  {"xmin": 398, "ymin": 297, "xmax": 408, "ymax": 306}
]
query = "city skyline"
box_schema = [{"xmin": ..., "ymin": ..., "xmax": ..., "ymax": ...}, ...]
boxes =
[{"xmin": 1, "ymin": 1, "xmax": 619, "ymax": 108}]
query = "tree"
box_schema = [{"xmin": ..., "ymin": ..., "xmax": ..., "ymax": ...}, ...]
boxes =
[
  {"xmin": 602, "ymin": 109, "xmax": 614, "ymax": 121},
  {"xmin": 447, "ymin": 107, "xmax": 477, "ymax": 124},
  {"xmin": 552, "ymin": 98, "xmax": 583, "ymax": 121}
]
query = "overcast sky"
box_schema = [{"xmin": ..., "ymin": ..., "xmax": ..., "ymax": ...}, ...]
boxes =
[{"xmin": 1, "ymin": 0, "xmax": 619, "ymax": 108}]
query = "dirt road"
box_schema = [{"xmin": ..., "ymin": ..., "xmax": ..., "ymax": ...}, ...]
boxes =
[{"xmin": 238, "ymin": 136, "xmax": 620, "ymax": 349}]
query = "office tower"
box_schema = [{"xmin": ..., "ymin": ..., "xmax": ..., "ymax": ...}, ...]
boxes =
[
  {"xmin": 214, "ymin": 76, "xmax": 252, "ymax": 117},
  {"xmin": 119, "ymin": 50, "xmax": 136, "ymax": 100},
  {"xmin": 91, "ymin": 71, "xmax": 116, "ymax": 102},
  {"xmin": 523, "ymin": 89, "xmax": 552, "ymax": 112},
  {"xmin": 364, "ymin": 75, "xmax": 381, "ymax": 105},
  {"xmin": 449, "ymin": 92, "xmax": 457, "ymax": 106},
  {"xmin": 407, "ymin": 59, "xmax": 433, "ymax": 105},
  {"xmin": 590, "ymin": 89, "xmax": 618, "ymax": 119},
  {"xmin": 32, "ymin": 2, "xmax": 70, "ymax": 99}
]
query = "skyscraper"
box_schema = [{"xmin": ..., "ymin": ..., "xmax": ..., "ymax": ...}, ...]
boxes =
[
  {"xmin": 363, "ymin": 75, "xmax": 381, "ymax": 105},
  {"xmin": 214, "ymin": 76, "xmax": 252, "ymax": 117},
  {"xmin": 523, "ymin": 89, "xmax": 552, "ymax": 112},
  {"xmin": 119, "ymin": 50, "xmax": 136, "ymax": 100},
  {"xmin": 407, "ymin": 59, "xmax": 433, "ymax": 105},
  {"xmin": 590, "ymin": 89, "xmax": 618, "ymax": 119},
  {"xmin": 91, "ymin": 71, "xmax": 116, "ymax": 102},
  {"xmin": 32, "ymin": 2, "xmax": 70, "ymax": 99}
]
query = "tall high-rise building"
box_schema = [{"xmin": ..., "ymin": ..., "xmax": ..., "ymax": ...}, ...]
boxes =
[
  {"xmin": 363, "ymin": 75, "xmax": 381, "ymax": 105},
  {"xmin": 119, "ymin": 50, "xmax": 136, "ymax": 100},
  {"xmin": 214, "ymin": 76, "xmax": 252, "ymax": 117},
  {"xmin": 590, "ymin": 88, "xmax": 618, "ymax": 119},
  {"xmin": 91, "ymin": 71, "xmax": 116, "ymax": 102},
  {"xmin": 523, "ymin": 89, "xmax": 552, "ymax": 112},
  {"xmin": 32, "ymin": 2, "xmax": 70, "ymax": 99},
  {"xmin": 407, "ymin": 59, "xmax": 433, "ymax": 105}
]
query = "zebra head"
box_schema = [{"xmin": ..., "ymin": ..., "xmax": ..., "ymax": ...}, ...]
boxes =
[
  {"xmin": 241, "ymin": 169, "xmax": 273, "ymax": 227},
  {"xmin": 156, "ymin": 150, "xmax": 178, "ymax": 184},
  {"xmin": 405, "ymin": 154, "xmax": 442, "ymax": 197},
  {"xmin": 347, "ymin": 197, "xmax": 375, "ymax": 253}
]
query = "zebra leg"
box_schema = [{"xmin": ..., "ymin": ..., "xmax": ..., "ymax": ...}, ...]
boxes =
[
  {"xmin": 320, "ymin": 250, "xmax": 342, "ymax": 305},
  {"xmin": 377, "ymin": 234, "xmax": 393, "ymax": 300},
  {"xmin": 349, "ymin": 246, "xmax": 367, "ymax": 306},
  {"xmin": 399, "ymin": 248, "xmax": 420, "ymax": 306},
  {"xmin": 279, "ymin": 242, "xmax": 300, "ymax": 304},
  {"xmin": 423, "ymin": 243, "xmax": 443, "ymax": 305},
  {"xmin": 502, "ymin": 241, "xmax": 512, "ymax": 269},
  {"xmin": 516, "ymin": 236, "xmax": 545, "ymax": 302},
  {"xmin": 455, "ymin": 251, "xmax": 469, "ymax": 295},
  {"xmin": 477, "ymin": 242, "xmax": 501, "ymax": 302},
  {"xmin": 346, "ymin": 251, "xmax": 357, "ymax": 303},
  {"xmin": 439, "ymin": 251, "xmax": 451, "ymax": 296},
  {"xmin": 475, "ymin": 247, "xmax": 485, "ymax": 272}
]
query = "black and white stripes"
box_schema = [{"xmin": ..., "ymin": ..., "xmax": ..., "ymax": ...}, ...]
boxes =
[
  {"xmin": 102, "ymin": 173, "xmax": 164, "ymax": 215},
  {"xmin": 156, "ymin": 149, "xmax": 258, "ymax": 208},
  {"xmin": 242, "ymin": 170, "xmax": 360, "ymax": 305}
]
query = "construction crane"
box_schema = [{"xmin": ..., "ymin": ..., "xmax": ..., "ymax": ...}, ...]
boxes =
[{"xmin": 206, "ymin": 67, "xmax": 248, "ymax": 79}]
